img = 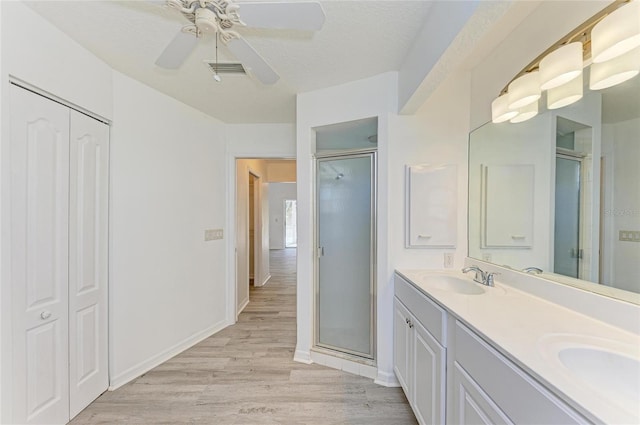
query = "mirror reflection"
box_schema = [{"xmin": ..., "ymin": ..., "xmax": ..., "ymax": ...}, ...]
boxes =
[{"xmin": 469, "ymin": 74, "xmax": 640, "ymax": 300}]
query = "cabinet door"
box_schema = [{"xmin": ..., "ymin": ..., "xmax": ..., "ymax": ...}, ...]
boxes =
[
  {"xmin": 393, "ymin": 298, "xmax": 412, "ymax": 393},
  {"xmin": 413, "ymin": 320, "xmax": 445, "ymax": 425},
  {"xmin": 452, "ymin": 363, "xmax": 513, "ymax": 425},
  {"xmin": 10, "ymin": 85, "xmax": 71, "ymax": 424},
  {"xmin": 68, "ymin": 110, "xmax": 110, "ymax": 418}
]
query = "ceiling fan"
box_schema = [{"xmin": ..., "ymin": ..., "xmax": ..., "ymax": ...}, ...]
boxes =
[{"xmin": 154, "ymin": 0, "xmax": 326, "ymax": 85}]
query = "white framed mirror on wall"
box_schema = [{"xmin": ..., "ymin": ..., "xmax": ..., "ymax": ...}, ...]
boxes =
[{"xmin": 468, "ymin": 0, "xmax": 640, "ymax": 304}]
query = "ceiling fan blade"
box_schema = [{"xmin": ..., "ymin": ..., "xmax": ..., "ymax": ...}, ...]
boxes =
[
  {"xmin": 155, "ymin": 30, "xmax": 198, "ymax": 69},
  {"xmin": 227, "ymin": 37, "xmax": 280, "ymax": 85},
  {"xmin": 237, "ymin": 1, "xmax": 325, "ymax": 31}
]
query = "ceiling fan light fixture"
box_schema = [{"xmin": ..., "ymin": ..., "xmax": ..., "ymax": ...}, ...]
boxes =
[{"xmin": 195, "ymin": 7, "xmax": 219, "ymax": 33}]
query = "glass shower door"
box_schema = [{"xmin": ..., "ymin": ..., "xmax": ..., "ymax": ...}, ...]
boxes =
[
  {"xmin": 316, "ymin": 152, "xmax": 375, "ymax": 358},
  {"xmin": 554, "ymin": 156, "xmax": 582, "ymax": 278}
]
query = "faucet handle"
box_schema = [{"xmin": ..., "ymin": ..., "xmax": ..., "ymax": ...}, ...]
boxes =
[{"xmin": 485, "ymin": 272, "xmax": 500, "ymax": 286}]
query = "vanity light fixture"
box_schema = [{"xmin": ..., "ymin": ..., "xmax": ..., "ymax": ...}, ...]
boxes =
[
  {"xmin": 590, "ymin": 45, "xmax": 640, "ymax": 90},
  {"xmin": 510, "ymin": 100, "xmax": 538, "ymax": 123},
  {"xmin": 539, "ymin": 42, "xmax": 584, "ymax": 90},
  {"xmin": 491, "ymin": 93, "xmax": 519, "ymax": 123},
  {"xmin": 591, "ymin": 0, "xmax": 640, "ymax": 63},
  {"xmin": 508, "ymin": 71, "xmax": 541, "ymax": 110},
  {"xmin": 548, "ymin": 73, "xmax": 583, "ymax": 109}
]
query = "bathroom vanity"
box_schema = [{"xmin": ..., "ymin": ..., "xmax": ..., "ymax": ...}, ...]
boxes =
[{"xmin": 393, "ymin": 267, "xmax": 640, "ymax": 425}]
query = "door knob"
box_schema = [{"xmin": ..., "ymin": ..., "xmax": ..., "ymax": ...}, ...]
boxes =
[{"xmin": 40, "ymin": 311, "xmax": 52, "ymax": 320}]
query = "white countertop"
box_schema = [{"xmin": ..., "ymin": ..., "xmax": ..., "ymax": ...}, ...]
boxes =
[{"xmin": 395, "ymin": 269, "xmax": 640, "ymax": 425}]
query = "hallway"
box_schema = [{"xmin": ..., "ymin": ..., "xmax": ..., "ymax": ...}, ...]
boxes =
[{"xmin": 71, "ymin": 249, "xmax": 415, "ymax": 424}]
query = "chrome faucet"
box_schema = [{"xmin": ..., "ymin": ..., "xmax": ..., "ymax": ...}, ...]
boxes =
[
  {"xmin": 522, "ymin": 267, "xmax": 543, "ymax": 274},
  {"xmin": 462, "ymin": 266, "xmax": 486, "ymax": 285},
  {"xmin": 462, "ymin": 266, "xmax": 499, "ymax": 287}
]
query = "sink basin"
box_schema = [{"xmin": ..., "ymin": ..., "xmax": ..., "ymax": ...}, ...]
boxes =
[
  {"xmin": 420, "ymin": 275, "xmax": 485, "ymax": 295},
  {"xmin": 558, "ymin": 347, "xmax": 640, "ymax": 403},
  {"xmin": 539, "ymin": 333, "xmax": 640, "ymax": 411}
]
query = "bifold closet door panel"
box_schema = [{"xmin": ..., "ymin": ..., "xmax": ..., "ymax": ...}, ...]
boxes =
[
  {"xmin": 10, "ymin": 85, "xmax": 71, "ymax": 424},
  {"xmin": 68, "ymin": 110, "xmax": 110, "ymax": 418}
]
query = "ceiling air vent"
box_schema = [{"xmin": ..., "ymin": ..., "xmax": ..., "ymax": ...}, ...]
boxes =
[{"xmin": 204, "ymin": 61, "xmax": 246, "ymax": 75}]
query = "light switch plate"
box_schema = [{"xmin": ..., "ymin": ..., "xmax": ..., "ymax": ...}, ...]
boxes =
[{"xmin": 205, "ymin": 229, "xmax": 224, "ymax": 241}]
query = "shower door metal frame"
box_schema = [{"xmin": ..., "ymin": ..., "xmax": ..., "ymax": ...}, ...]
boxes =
[{"xmin": 313, "ymin": 149, "xmax": 377, "ymax": 360}]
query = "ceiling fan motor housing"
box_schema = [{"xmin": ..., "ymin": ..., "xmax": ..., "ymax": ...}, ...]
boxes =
[{"xmin": 195, "ymin": 7, "xmax": 219, "ymax": 33}]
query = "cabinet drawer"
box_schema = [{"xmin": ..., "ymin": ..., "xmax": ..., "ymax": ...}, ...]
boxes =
[
  {"xmin": 454, "ymin": 321, "xmax": 589, "ymax": 424},
  {"xmin": 395, "ymin": 273, "xmax": 446, "ymax": 345}
]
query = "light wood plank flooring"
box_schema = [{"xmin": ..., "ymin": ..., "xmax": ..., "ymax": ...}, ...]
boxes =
[{"xmin": 71, "ymin": 249, "xmax": 416, "ymax": 424}]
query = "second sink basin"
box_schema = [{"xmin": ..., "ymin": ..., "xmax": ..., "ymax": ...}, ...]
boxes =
[
  {"xmin": 558, "ymin": 346, "xmax": 640, "ymax": 404},
  {"xmin": 539, "ymin": 333, "xmax": 640, "ymax": 415}
]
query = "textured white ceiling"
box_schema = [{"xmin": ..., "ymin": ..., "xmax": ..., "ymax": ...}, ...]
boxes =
[{"xmin": 26, "ymin": 1, "xmax": 434, "ymax": 123}]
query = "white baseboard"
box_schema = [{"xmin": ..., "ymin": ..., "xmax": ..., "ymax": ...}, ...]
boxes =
[
  {"xmin": 374, "ymin": 370, "xmax": 401, "ymax": 387},
  {"xmin": 255, "ymin": 274, "xmax": 271, "ymax": 287},
  {"xmin": 237, "ymin": 297, "xmax": 250, "ymax": 318},
  {"xmin": 108, "ymin": 318, "xmax": 230, "ymax": 390},
  {"xmin": 293, "ymin": 348, "xmax": 313, "ymax": 364}
]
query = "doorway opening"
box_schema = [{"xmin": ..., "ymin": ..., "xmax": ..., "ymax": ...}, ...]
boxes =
[
  {"xmin": 553, "ymin": 117, "xmax": 593, "ymax": 281},
  {"xmin": 234, "ymin": 158, "xmax": 297, "ymax": 319}
]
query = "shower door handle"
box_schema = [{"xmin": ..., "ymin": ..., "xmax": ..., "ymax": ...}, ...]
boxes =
[{"xmin": 318, "ymin": 246, "xmax": 325, "ymax": 257}]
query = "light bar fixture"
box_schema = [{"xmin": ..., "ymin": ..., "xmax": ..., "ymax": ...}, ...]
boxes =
[
  {"xmin": 539, "ymin": 42, "xmax": 583, "ymax": 90},
  {"xmin": 591, "ymin": 0, "xmax": 640, "ymax": 63},
  {"xmin": 508, "ymin": 71, "xmax": 541, "ymax": 110}
]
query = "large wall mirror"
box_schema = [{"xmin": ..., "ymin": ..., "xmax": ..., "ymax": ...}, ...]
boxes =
[{"xmin": 468, "ymin": 2, "xmax": 640, "ymax": 304}]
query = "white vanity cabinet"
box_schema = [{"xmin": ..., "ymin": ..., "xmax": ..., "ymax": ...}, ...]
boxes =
[
  {"xmin": 394, "ymin": 271, "xmax": 593, "ymax": 425},
  {"xmin": 394, "ymin": 275, "xmax": 446, "ymax": 425},
  {"xmin": 452, "ymin": 321, "xmax": 589, "ymax": 424}
]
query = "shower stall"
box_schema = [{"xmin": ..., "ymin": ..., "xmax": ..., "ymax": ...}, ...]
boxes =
[{"xmin": 315, "ymin": 151, "xmax": 376, "ymax": 359}]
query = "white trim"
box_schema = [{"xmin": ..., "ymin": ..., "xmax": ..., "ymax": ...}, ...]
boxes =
[
  {"xmin": 9, "ymin": 77, "xmax": 110, "ymax": 125},
  {"xmin": 293, "ymin": 349, "xmax": 313, "ymax": 364},
  {"xmin": 237, "ymin": 297, "xmax": 250, "ymax": 317},
  {"xmin": 375, "ymin": 370, "xmax": 401, "ymax": 387},
  {"xmin": 107, "ymin": 319, "xmax": 229, "ymax": 391},
  {"xmin": 255, "ymin": 274, "xmax": 271, "ymax": 287}
]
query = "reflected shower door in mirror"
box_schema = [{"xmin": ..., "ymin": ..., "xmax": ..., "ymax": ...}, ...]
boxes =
[
  {"xmin": 315, "ymin": 152, "xmax": 376, "ymax": 359},
  {"xmin": 469, "ymin": 79, "xmax": 640, "ymax": 301}
]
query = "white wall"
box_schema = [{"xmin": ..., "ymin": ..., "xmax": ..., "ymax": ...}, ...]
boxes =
[
  {"xmin": 269, "ymin": 183, "xmax": 297, "ymax": 250},
  {"xmin": 602, "ymin": 117, "xmax": 640, "ymax": 292},
  {"xmin": 295, "ymin": 72, "xmax": 398, "ymax": 385},
  {"xmin": 108, "ymin": 72, "xmax": 228, "ymax": 388},
  {"xmin": 389, "ymin": 70, "xmax": 471, "ymax": 272},
  {"xmin": 0, "ymin": 3, "xmax": 114, "ymax": 420}
]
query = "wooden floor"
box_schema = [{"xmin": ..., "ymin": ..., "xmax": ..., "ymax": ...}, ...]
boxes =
[{"xmin": 71, "ymin": 249, "xmax": 416, "ymax": 424}]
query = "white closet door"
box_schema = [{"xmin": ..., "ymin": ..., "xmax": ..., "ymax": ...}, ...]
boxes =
[
  {"xmin": 68, "ymin": 110, "xmax": 109, "ymax": 418},
  {"xmin": 10, "ymin": 85, "xmax": 71, "ymax": 424}
]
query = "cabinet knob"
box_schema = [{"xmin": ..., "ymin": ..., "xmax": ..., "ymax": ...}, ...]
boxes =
[
  {"xmin": 409, "ymin": 321, "xmax": 414, "ymax": 329},
  {"xmin": 406, "ymin": 318, "xmax": 410, "ymax": 324},
  {"xmin": 40, "ymin": 310, "xmax": 52, "ymax": 320}
]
